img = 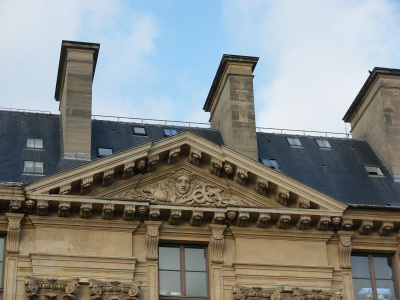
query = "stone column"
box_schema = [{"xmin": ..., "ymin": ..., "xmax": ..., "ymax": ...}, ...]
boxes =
[
  {"xmin": 144, "ymin": 221, "xmax": 162, "ymax": 300},
  {"xmin": 209, "ymin": 224, "xmax": 226, "ymax": 300}
]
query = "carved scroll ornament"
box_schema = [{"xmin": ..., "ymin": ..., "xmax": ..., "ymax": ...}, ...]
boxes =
[
  {"xmin": 209, "ymin": 224, "xmax": 226, "ymax": 264},
  {"xmin": 292, "ymin": 288, "xmax": 342, "ymax": 300},
  {"xmin": 233, "ymin": 286, "xmax": 283, "ymax": 300},
  {"xmin": 89, "ymin": 279, "xmax": 141, "ymax": 300},
  {"xmin": 25, "ymin": 277, "xmax": 79, "ymax": 300},
  {"xmin": 114, "ymin": 169, "xmax": 247, "ymax": 207},
  {"xmin": 338, "ymin": 235, "xmax": 352, "ymax": 269}
]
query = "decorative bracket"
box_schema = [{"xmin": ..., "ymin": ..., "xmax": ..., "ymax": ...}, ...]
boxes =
[
  {"xmin": 189, "ymin": 211, "xmax": 204, "ymax": 226},
  {"xmin": 378, "ymin": 222, "xmax": 394, "ymax": 236},
  {"xmin": 59, "ymin": 183, "xmax": 72, "ymax": 195},
  {"xmin": 296, "ymin": 196, "xmax": 310, "ymax": 209},
  {"xmin": 275, "ymin": 186, "xmax": 290, "ymax": 206},
  {"xmin": 234, "ymin": 167, "xmax": 248, "ymax": 186},
  {"xmin": 255, "ymin": 176, "xmax": 269, "ymax": 196},
  {"xmin": 236, "ymin": 212, "xmax": 250, "ymax": 227},
  {"xmin": 209, "ymin": 157, "xmax": 223, "ymax": 176},
  {"xmin": 209, "ymin": 224, "xmax": 226, "ymax": 264},
  {"xmin": 341, "ymin": 219, "xmax": 353, "ymax": 231},
  {"xmin": 123, "ymin": 205, "xmax": 136, "ymax": 221},
  {"xmin": 256, "ymin": 213, "xmax": 270, "ymax": 228},
  {"xmin": 102, "ymin": 168, "xmax": 114, "ymax": 187},
  {"xmin": 212, "ymin": 212, "xmax": 225, "ymax": 225},
  {"xmin": 296, "ymin": 215, "xmax": 311, "ymax": 230},
  {"xmin": 37, "ymin": 200, "xmax": 49, "ymax": 216},
  {"xmin": 80, "ymin": 175, "xmax": 93, "ymax": 194},
  {"xmin": 149, "ymin": 208, "xmax": 160, "ymax": 221},
  {"xmin": 88, "ymin": 279, "xmax": 141, "ymax": 300},
  {"xmin": 276, "ymin": 214, "xmax": 291, "ymax": 229},
  {"xmin": 338, "ymin": 233, "xmax": 353, "ymax": 269},
  {"xmin": 168, "ymin": 147, "xmax": 181, "ymax": 164},
  {"xmin": 79, "ymin": 203, "xmax": 92, "ymax": 219},
  {"xmin": 168, "ymin": 210, "xmax": 182, "ymax": 225},
  {"xmin": 145, "ymin": 221, "xmax": 161, "ymax": 260},
  {"xmin": 123, "ymin": 161, "xmax": 135, "ymax": 179},
  {"xmin": 358, "ymin": 220, "xmax": 373, "ymax": 235},
  {"xmin": 188, "ymin": 146, "xmax": 202, "ymax": 167},
  {"xmin": 58, "ymin": 201, "xmax": 71, "ymax": 217},
  {"xmin": 316, "ymin": 216, "xmax": 331, "ymax": 231},
  {"xmin": 147, "ymin": 155, "xmax": 159, "ymax": 172},
  {"xmin": 136, "ymin": 159, "xmax": 147, "ymax": 174},
  {"xmin": 25, "ymin": 277, "xmax": 80, "ymax": 300},
  {"xmin": 101, "ymin": 204, "xmax": 114, "ymax": 220},
  {"xmin": 5, "ymin": 213, "xmax": 24, "ymax": 254}
]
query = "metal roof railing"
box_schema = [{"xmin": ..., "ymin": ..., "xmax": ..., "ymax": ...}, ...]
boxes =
[
  {"xmin": 256, "ymin": 126, "xmax": 351, "ymax": 138},
  {"xmin": 0, "ymin": 107, "xmax": 53, "ymax": 114}
]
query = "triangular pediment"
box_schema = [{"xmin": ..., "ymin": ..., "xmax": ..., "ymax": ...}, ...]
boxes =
[{"xmin": 24, "ymin": 132, "xmax": 347, "ymax": 213}]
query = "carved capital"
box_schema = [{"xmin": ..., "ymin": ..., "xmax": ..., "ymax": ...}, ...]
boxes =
[
  {"xmin": 80, "ymin": 175, "xmax": 93, "ymax": 194},
  {"xmin": 212, "ymin": 212, "xmax": 225, "ymax": 225},
  {"xmin": 276, "ymin": 214, "xmax": 291, "ymax": 229},
  {"xmin": 233, "ymin": 286, "xmax": 283, "ymax": 300},
  {"xmin": 123, "ymin": 205, "xmax": 136, "ymax": 221},
  {"xmin": 296, "ymin": 215, "xmax": 311, "ymax": 230},
  {"xmin": 59, "ymin": 183, "xmax": 72, "ymax": 195},
  {"xmin": 101, "ymin": 204, "xmax": 114, "ymax": 220},
  {"xmin": 275, "ymin": 186, "xmax": 290, "ymax": 206},
  {"xmin": 338, "ymin": 233, "xmax": 353, "ymax": 269},
  {"xmin": 189, "ymin": 211, "xmax": 204, "ymax": 226},
  {"xmin": 234, "ymin": 167, "xmax": 248, "ymax": 186},
  {"xmin": 25, "ymin": 277, "xmax": 80, "ymax": 300},
  {"xmin": 209, "ymin": 224, "xmax": 226, "ymax": 264},
  {"xmin": 236, "ymin": 212, "xmax": 250, "ymax": 227},
  {"xmin": 37, "ymin": 200, "xmax": 49, "ymax": 216},
  {"xmin": 341, "ymin": 219, "xmax": 353, "ymax": 231},
  {"xmin": 123, "ymin": 161, "xmax": 135, "ymax": 179},
  {"xmin": 255, "ymin": 176, "xmax": 269, "ymax": 196},
  {"xmin": 149, "ymin": 208, "xmax": 160, "ymax": 221},
  {"xmin": 188, "ymin": 146, "xmax": 202, "ymax": 167},
  {"xmin": 378, "ymin": 222, "xmax": 394, "ymax": 236},
  {"xmin": 102, "ymin": 168, "xmax": 115, "ymax": 187},
  {"xmin": 145, "ymin": 221, "xmax": 162, "ymax": 260},
  {"xmin": 89, "ymin": 279, "xmax": 141, "ymax": 300},
  {"xmin": 147, "ymin": 155, "xmax": 159, "ymax": 172},
  {"xmin": 256, "ymin": 213, "xmax": 270, "ymax": 228},
  {"xmin": 316, "ymin": 216, "xmax": 331, "ymax": 231},
  {"xmin": 6, "ymin": 213, "xmax": 24, "ymax": 254},
  {"xmin": 168, "ymin": 210, "xmax": 182, "ymax": 225},
  {"xmin": 168, "ymin": 147, "xmax": 181, "ymax": 164},
  {"xmin": 292, "ymin": 288, "xmax": 342, "ymax": 300},
  {"xmin": 79, "ymin": 203, "xmax": 92, "ymax": 219},
  {"xmin": 57, "ymin": 201, "xmax": 71, "ymax": 217},
  {"xmin": 9, "ymin": 200, "xmax": 22, "ymax": 213},
  {"xmin": 209, "ymin": 157, "xmax": 223, "ymax": 176},
  {"xmin": 358, "ymin": 220, "xmax": 373, "ymax": 235},
  {"xmin": 296, "ymin": 196, "xmax": 310, "ymax": 209}
]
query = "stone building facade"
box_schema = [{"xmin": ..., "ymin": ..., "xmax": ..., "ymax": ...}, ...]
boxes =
[{"xmin": 0, "ymin": 41, "xmax": 399, "ymax": 300}]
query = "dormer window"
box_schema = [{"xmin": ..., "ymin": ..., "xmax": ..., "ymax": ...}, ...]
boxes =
[
  {"xmin": 26, "ymin": 138, "xmax": 43, "ymax": 149},
  {"xmin": 133, "ymin": 126, "xmax": 147, "ymax": 136},
  {"xmin": 23, "ymin": 161, "xmax": 44, "ymax": 174},
  {"xmin": 316, "ymin": 139, "xmax": 331, "ymax": 149},
  {"xmin": 365, "ymin": 166, "xmax": 384, "ymax": 176},
  {"xmin": 287, "ymin": 137, "xmax": 302, "ymax": 147},
  {"xmin": 98, "ymin": 148, "xmax": 113, "ymax": 158},
  {"xmin": 261, "ymin": 158, "xmax": 280, "ymax": 169},
  {"xmin": 164, "ymin": 128, "xmax": 178, "ymax": 137}
]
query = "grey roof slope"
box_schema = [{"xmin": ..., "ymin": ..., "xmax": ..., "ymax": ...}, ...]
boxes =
[{"xmin": 257, "ymin": 133, "xmax": 400, "ymax": 206}]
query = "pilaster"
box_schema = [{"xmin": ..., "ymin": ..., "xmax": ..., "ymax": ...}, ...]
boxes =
[{"xmin": 5, "ymin": 213, "xmax": 24, "ymax": 254}]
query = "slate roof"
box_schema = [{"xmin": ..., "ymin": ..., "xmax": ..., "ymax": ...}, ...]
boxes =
[{"xmin": 1, "ymin": 110, "xmax": 400, "ymax": 206}]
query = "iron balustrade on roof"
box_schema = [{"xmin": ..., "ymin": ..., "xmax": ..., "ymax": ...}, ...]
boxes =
[
  {"xmin": 0, "ymin": 107, "xmax": 52, "ymax": 114},
  {"xmin": 256, "ymin": 126, "xmax": 351, "ymax": 139}
]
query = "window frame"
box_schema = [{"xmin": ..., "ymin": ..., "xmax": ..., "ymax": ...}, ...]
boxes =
[
  {"xmin": 287, "ymin": 137, "xmax": 302, "ymax": 147},
  {"xmin": 23, "ymin": 161, "xmax": 44, "ymax": 174},
  {"xmin": 316, "ymin": 139, "xmax": 332, "ymax": 149},
  {"xmin": 163, "ymin": 128, "xmax": 178, "ymax": 137},
  {"xmin": 351, "ymin": 253, "xmax": 399, "ymax": 300},
  {"xmin": 132, "ymin": 126, "xmax": 147, "ymax": 136},
  {"xmin": 97, "ymin": 147, "xmax": 113, "ymax": 158},
  {"xmin": 159, "ymin": 245, "xmax": 209, "ymax": 300},
  {"xmin": 0, "ymin": 235, "xmax": 5, "ymax": 298},
  {"xmin": 364, "ymin": 165, "xmax": 384, "ymax": 177},
  {"xmin": 260, "ymin": 158, "xmax": 280, "ymax": 170},
  {"xmin": 26, "ymin": 138, "xmax": 43, "ymax": 149}
]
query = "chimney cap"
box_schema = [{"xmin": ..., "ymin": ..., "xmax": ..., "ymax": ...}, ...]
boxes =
[
  {"xmin": 54, "ymin": 40, "xmax": 100, "ymax": 102},
  {"xmin": 343, "ymin": 67, "xmax": 400, "ymax": 122},
  {"xmin": 203, "ymin": 54, "xmax": 259, "ymax": 112}
]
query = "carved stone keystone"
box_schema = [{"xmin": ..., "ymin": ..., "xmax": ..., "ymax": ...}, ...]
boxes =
[
  {"xmin": 145, "ymin": 221, "xmax": 161, "ymax": 260},
  {"xmin": 149, "ymin": 208, "xmax": 160, "ymax": 221},
  {"xmin": 212, "ymin": 212, "xmax": 225, "ymax": 224},
  {"xmin": 338, "ymin": 233, "xmax": 353, "ymax": 269},
  {"xmin": 297, "ymin": 196, "xmax": 310, "ymax": 209},
  {"xmin": 358, "ymin": 220, "xmax": 373, "ymax": 235},
  {"xmin": 209, "ymin": 157, "xmax": 223, "ymax": 176},
  {"xmin": 276, "ymin": 186, "xmax": 290, "ymax": 206},
  {"xmin": 58, "ymin": 201, "xmax": 71, "ymax": 217},
  {"xmin": 101, "ymin": 204, "xmax": 114, "ymax": 220},
  {"xmin": 89, "ymin": 279, "xmax": 141, "ymax": 300},
  {"xmin": 277, "ymin": 214, "xmax": 291, "ymax": 229},
  {"xmin": 234, "ymin": 167, "xmax": 248, "ymax": 186},
  {"xmin": 256, "ymin": 213, "xmax": 270, "ymax": 228},
  {"xmin": 37, "ymin": 200, "xmax": 49, "ymax": 216},
  {"xmin": 102, "ymin": 168, "xmax": 114, "ymax": 187},
  {"xmin": 236, "ymin": 212, "xmax": 250, "ymax": 227},
  {"xmin": 123, "ymin": 161, "xmax": 135, "ymax": 179},
  {"xmin": 25, "ymin": 277, "xmax": 80, "ymax": 300},
  {"xmin": 123, "ymin": 205, "xmax": 136, "ymax": 221},
  {"xmin": 296, "ymin": 215, "xmax": 311, "ymax": 230},
  {"xmin": 378, "ymin": 222, "xmax": 394, "ymax": 236},
  {"xmin": 189, "ymin": 211, "xmax": 204, "ymax": 226},
  {"xmin": 9, "ymin": 200, "xmax": 22, "ymax": 213},
  {"xmin": 341, "ymin": 219, "xmax": 353, "ymax": 231},
  {"xmin": 233, "ymin": 286, "xmax": 283, "ymax": 300},
  {"xmin": 255, "ymin": 176, "xmax": 269, "ymax": 196},
  {"xmin": 168, "ymin": 210, "xmax": 182, "ymax": 225},
  {"xmin": 316, "ymin": 216, "xmax": 331, "ymax": 231},
  {"xmin": 168, "ymin": 147, "xmax": 181, "ymax": 164},
  {"xmin": 59, "ymin": 183, "xmax": 72, "ymax": 195},
  {"xmin": 147, "ymin": 155, "xmax": 159, "ymax": 172},
  {"xmin": 292, "ymin": 288, "xmax": 342, "ymax": 300},
  {"xmin": 6, "ymin": 213, "xmax": 24, "ymax": 254},
  {"xmin": 80, "ymin": 175, "xmax": 93, "ymax": 194},
  {"xmin": 79, "ymin": 203, "xmax": 92, "ymax": 219},
  {"xmin": 188, "ymin": 146, "xmax": 202, "ymax": 167},
  {"xmin": 209, "ymin": 224, "xmax": 226, "ymax": 263}
]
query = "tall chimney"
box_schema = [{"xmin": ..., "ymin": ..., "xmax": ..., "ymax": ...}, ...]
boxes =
[
  {"xmin": 343, "ymin": 68, "xmax": 400, "ymax": 182},
  {"xmin": 55, "ymin": 41, "xmax": 100, "ymax": 160},
  {"xmin": 204, "ymin": 55, "xmax": 259, "ymax": 160}
]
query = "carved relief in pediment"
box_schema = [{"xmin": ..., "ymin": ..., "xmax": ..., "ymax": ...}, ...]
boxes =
[{"xmin": 114, "ymin": 169, "xmax": 248, "ymax": 207}]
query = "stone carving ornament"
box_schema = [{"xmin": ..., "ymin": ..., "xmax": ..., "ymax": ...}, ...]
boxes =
[
  {"xmin": 233, "ymin": 286, "xmax": 283, "ymax": 300},
  {"xmin": 89, "ymin": 279, "xmax": 141, "ymax": 300},
  {"xmin": 25, "ymin": 277, "xmax": 79, "ymax": 300},
  {"xmin": 292, "ymin": 288, "xmax": 342, "ymax": 300},
  {"xmin": 115, "ymin": 169, "xmax": 247, "ymax": 207}
]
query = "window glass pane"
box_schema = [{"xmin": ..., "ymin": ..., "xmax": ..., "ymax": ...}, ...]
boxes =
[
  {"xmin": 98, "ymin": 148, "xmax": 112, "ymax": 157},
  {"xmin": 294, "ymin": 138, "xmax": 301, "ymax": 146},
  {"xmin": 133, "ymin": 127, "xmax": 146, "ymax": 135},
  {"xmin": 35, "ymin": 139, "xmax": 43, "ymax": 148},
  {"xmin": 159, "ymin": 270, "xmax": 181, "ymax": 296},
  {"xmin": 261, "ymin": 159, "xmax": 272, "ymax": 167},
  {"xmin": 24, "ymin": 161, "xmax": 34, "ymax": 173},
  {"xmin": 270, "ymin": 160, "xmax": 279, "ymax": 168},
  {"xmin": 376, "ymin": 279, "xmax": 396, "ymax": 300},
  {"xmin": 352, "ymin": 279, "xmax": 373, "ymax": 300},
  {"xmin": 0, "ymin": 236, "xmax": 4, "ymax": 260},
  {"xmin": 323, "ymin": 140, "xmax": 331, "ymax": 148},
  {"xmin": 351, "ymin": 256, "xmax": 370, "ymax": 278},
  {"xmin": 373, "ymin": 256, "xmax": 394, "ymax": 279},
  {"xmin": 186, "ymin": 271, "xmax": 207, "ymax": 296},
  {"xmin": 185, "ymin": 248, "xmax": 206, "ymax": 271},
  {"xmin": 316, "ymin": 139, "xmax": 324, "ymax": 147},
  {"xmin": 159, "ymin": 247, "xmax": 180, "ymax": 270},
  {"xmin": 34, "ymin": 162, "xmax": 43, "ymax": 174},
  {"xmin": 0, "ymin": 262, "xmax": 2, "ymax": 286},
  {"xmin": 170, "ymin": 129, "xmax": 177, "ymax": 135},
  {"xmin": 26, "ymin": 139, "xmax": 35, "ymax": 148},
  {"xmin": 163, "ymin": 129, "xmax": 171, "ymax": 136}
]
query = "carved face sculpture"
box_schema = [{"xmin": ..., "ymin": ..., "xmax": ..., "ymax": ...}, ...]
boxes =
[
  {"xmin": 175, "ymin": 175, "xmax": 191, "ymax": 195},
  {"xmin": 224, "ymin": 163, "xmax": 233, "ymax": 175}
]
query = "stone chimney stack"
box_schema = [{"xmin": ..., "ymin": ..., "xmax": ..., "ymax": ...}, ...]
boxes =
[
  {"xmin": 55, "ymin": 41, "xmax": 100, "ymax": 160},
  {"xmin": 343, "ymin": 68, "xmax": 400, "ymax": 182},
  {"xmin": 204, "ymin": 55, "xmax": 259, "ymax": 160}
]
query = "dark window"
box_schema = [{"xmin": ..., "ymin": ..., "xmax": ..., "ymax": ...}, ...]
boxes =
[
  {"xmin": 287, "ymin": 137, "xmax": 302, "ymax": 147},
  {"xmin": 364, "ymin": 166, "xmax": 384, "ymax": 176},
  {"xmin": 26, "ymin": 138, "xmax": 43, "ymax": 149},
  {"xmin": 23, "ymin": 161, "xmax": 44, "ymax": 174},
  {"xmin": 164, "ymin": 128, "xmax": 178, "ymax": 137},
  {"xmin": 133, "ymin": 126, "xmax": 147, "ymax": 136},
  {"xmin": 98, "ymin": 148, "xmax": 113, "ymax": 158},
  {"xmin": 316, "ymin": 139, "xmax": 331, "ymax": 149},
  {"xmin": 351, "ymin": 254, "xmax": 398, "ymax": 300},
  {"xmin": 0, "ymin": 236, "xmax": 4, "ymax": 297},
  {"xmin": 261, "ymin": 158, "xmax": 280, "ymax": 169},
  {"xmin": 159, "ymin": 245, "xmax": 208, "ymax": 299}
]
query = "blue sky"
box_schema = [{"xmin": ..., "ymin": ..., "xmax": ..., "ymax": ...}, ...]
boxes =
[{"xmin": 1, "ymin": 0, "xmax": 400, "ymax": 133}]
